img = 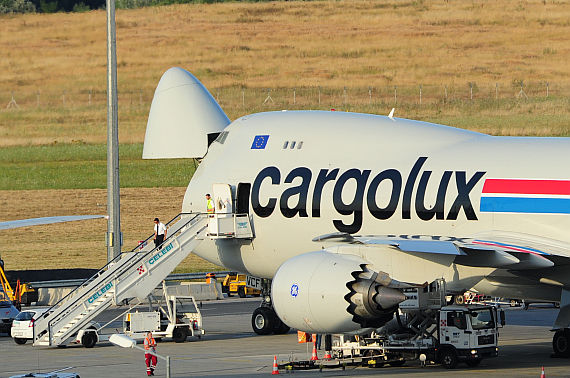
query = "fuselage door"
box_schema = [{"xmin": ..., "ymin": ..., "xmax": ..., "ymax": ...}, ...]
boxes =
[
  {"xmin": 212, "ymin": 183, "xmax": 233, "ymax": 214},
  {"xmin": 236, "ymin": 183, "xmax": 251, "ymax": 214}
]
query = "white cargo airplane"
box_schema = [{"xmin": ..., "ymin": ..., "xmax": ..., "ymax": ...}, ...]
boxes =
[{"xmin": 143, "ymin": 67, "xmax": 570, "ymax": 357}]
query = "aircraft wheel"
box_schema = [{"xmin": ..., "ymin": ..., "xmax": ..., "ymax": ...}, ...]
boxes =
[
  {"xmin": 272, "ymin": 316, "xmax": 290, "ymax": 334},
  {"xmin": 252, "ymin": 307, "xmax": 275, "ymax": 335},
  {"xmin": 440, "ymin": 348, "xmax": 458, "ymax": 369},
  {"xmin": 81, "ymin": 332, "xmax": 97, "ymax": 348},
  {"xmin": 553, "ymin": 329, "xmax": 570, "ymax": 357},
  {"xmin": 173, "ymin": 327, "xmax": 188, "ymax": 343},
  {"xmin": 14, "ymin": 337, "xmax": 27, "ymax": 345}
]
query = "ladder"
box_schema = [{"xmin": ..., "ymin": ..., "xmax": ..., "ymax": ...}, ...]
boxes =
[{"xmin": 33, "ymin": 213, "xmax": 208, "ymax": 347}]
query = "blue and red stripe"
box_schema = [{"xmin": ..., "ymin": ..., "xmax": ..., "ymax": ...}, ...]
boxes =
[{"xmin": 480, "ymin": 179, "xmax": 570, "ymax": 214}]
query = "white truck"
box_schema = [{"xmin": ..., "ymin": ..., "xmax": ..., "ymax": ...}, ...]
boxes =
[{"xmin": 333, "ymin": 279, "xmax": 504, "ymax": 369}]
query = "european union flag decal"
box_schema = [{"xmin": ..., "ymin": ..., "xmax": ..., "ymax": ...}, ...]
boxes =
[{"xmin": 251, "ymin": 135, "xmax": 269, "ymax": 149}]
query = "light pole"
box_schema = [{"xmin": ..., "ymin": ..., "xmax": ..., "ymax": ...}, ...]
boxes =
[
  {"xmin": 109, "ymin": 334, "xmax": 171, "ymax": 378},
  {"xmin": 106, "ymin": 0, "xmax": 122, "ymax": 262}
]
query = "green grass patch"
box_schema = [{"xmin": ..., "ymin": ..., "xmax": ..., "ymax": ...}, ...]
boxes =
[{"xmin": 0, "ymin": 143, "xmax": 196, "ymax": 190}]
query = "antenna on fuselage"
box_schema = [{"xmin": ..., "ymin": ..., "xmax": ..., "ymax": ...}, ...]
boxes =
[{"xmin": 388, "ymin": 108, "xmax": 395, "ymax": 121}]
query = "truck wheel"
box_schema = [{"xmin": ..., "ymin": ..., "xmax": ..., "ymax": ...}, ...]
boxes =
[
  {"xmin": 81, "ymin": 332, "xmax": 97, "ymax": 348},
  {"xmin": 252, "ymin": 307, "xmax": 274, "ymax": 335},
  {"xmin": 440, "ymin": 348, "xmax": 458, "ymax": 369},
  {"xmin": 553, "ymin": 329, "xmax": 570, "ymax": 357},
  {"xmin": 238, "ymin": 287, "xmax": 246, "ymax": 298},
  {"xmin": 465, "ymin": 358, "xmax": 481, "ymax": 367},
  {"xmin": 14, "ymin": 338, "xmax": 27, "ymax": 345},
  {"xmin": 173, "ymin": 327, "xmax": 188, "ymax": 343}
]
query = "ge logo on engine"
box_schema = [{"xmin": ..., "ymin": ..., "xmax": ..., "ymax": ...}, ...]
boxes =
[{"xmin": 290, "ymin": 284, "xmax": 299, "ymax": 297}]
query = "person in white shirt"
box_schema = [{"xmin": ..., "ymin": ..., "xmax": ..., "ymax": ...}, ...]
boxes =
[{"xmin": 153, "ymin": 218, "xmax": 167, "ymax": 250}]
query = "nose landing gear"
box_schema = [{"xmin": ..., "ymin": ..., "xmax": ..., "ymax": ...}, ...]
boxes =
[{"xmin": 251, "ymin": 279, "xmax": 290, "ymax": 335}]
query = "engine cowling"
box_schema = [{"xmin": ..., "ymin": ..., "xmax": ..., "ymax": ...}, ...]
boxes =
[{"xmin": 272, "ymin": 250, "xmax": 406, "ymax": 333}]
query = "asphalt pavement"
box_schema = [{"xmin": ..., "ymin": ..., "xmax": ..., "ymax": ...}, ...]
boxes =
[{"xmin": 0, "ymin": 299, "xmax": 568, "ymax": 377}]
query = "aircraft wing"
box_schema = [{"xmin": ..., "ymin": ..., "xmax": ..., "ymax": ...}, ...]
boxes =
[
  {"xmin": 0, "ymin": 215, "xmax": 106, "ymax": 230},
  {"xmin": 313, "ymin": 232, "xmax": 567, "ymax": 270}
]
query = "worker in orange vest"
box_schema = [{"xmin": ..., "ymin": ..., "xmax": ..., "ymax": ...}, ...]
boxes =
[{"xmin": 144, "ymin": 331, "xmax": 157, "ymax": 376}]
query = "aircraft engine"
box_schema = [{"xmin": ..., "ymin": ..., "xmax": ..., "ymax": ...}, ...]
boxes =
[{"xmin": 272, "ymin": 250, "xmax": 406, "ymax": 333}]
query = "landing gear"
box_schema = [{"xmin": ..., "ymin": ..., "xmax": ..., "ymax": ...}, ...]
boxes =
[
  {"xmin": 251, "ymin": 279, "xmax": 290, "ymax": 335},
  {"xmin": 273, "ymin": 316, "xmax": 291, "ymax": 334},
  {"xmin": 553, "ymin": 328, "xmax": 570, "ymax": 357},
  {"xmin": 252, "ymin": 307, "xmax": 275, "ymax": 335}
]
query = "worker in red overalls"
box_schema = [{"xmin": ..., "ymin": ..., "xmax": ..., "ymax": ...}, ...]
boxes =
[{"xmin": 144, "ymin": 331, "xmax": 157, "ymax": 376}]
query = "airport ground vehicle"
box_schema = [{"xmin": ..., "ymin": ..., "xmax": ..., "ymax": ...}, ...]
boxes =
[
  {"xmin": 332, "ymin": 280, "xmax": 504, "ymax": 369},
  {"xmin": 73, "ymin": 284, "xmax": 204, "ymax": 348},
  {"xmin": 222, "ymin": 273, "xmax": 262, "ymax": 298},
  {"xmin": 0, "ymin": 259, "xmax": 37, "ymax": 307},
  {"xmin": 0, "ymin": 286, "xmax": 20, "ymax": 334},
  {"xmin": 11, "ymin": 308, "xmax": 49, "ymax": 344}
]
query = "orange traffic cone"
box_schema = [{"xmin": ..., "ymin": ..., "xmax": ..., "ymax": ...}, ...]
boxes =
[
  {"xmin": 540, "ymin": 366, "xmax": 546, "ymax": 378},
  {"xmin": 323, "ymin": 350, "xmax": 332, "ymax": 360},
  {"xmin": 271, "ymin": 355, "xmax": 279, "ymax": 375},
  {"xmin": 310, "ymin": 339, "xmax": 319, "ymax": 361}
]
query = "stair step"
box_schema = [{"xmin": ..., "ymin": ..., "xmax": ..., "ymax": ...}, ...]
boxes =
[{"xmin": 31, "ymin": 215, "xmax": 207, "ymax": 348}]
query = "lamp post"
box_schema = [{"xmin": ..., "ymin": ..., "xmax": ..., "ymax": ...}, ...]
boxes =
[
  {"xmin": 106, "ymin": 0, "xmax": 122, "ymax": 262},
  {"xmin": 109, "ymin": 334, "xmax": 171, "ymax": 378}
]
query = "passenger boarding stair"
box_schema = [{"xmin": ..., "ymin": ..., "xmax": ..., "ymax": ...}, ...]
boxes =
[{"xmin": 33, "ymin": 213, "xmax": 210, "ymax": 347}]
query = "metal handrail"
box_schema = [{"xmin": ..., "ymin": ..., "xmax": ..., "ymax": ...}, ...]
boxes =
[
  {"xmin": 38, "ymin": 213, "xmax": 207, "ymax": 344},
  {"xmin": 36, "ymin": 212, "xmax": 200, "ymax": 327},
  {"xmin": 29, "ymin": 271, "xmax": 233, "ymax": 288}
]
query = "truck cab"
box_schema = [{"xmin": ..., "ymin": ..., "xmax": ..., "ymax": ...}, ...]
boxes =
[{"xmin": 438, "ymin": 304, "xmax": 503, "ymax": 368}]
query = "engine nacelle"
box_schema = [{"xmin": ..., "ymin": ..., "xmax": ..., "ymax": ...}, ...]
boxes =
[{"xmin": 272, "ymin": 250, "xmax": 406, "ymax": 333}]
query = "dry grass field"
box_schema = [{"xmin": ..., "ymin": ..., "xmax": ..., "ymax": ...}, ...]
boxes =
[
  {"xmin": 1, "ymin": 0, "xmax": 570, "ymax": 145},
  {"xmin": 1, "ymin": 0, "xmax": 569, "ymax": 273},
  {"xmin": 0, "ymin": 187, "xmax": 222, "ymax": 272}
]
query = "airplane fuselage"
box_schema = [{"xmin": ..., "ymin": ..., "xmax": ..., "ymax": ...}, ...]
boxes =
[{"xmin": 183, "ymin": 111, "xmax": 570, "ymax": 302}]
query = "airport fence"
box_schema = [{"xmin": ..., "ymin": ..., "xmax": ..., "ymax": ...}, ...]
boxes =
[{"xmin": 2, "ymin": 81, "xmax": 568, "ymax": 113}]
